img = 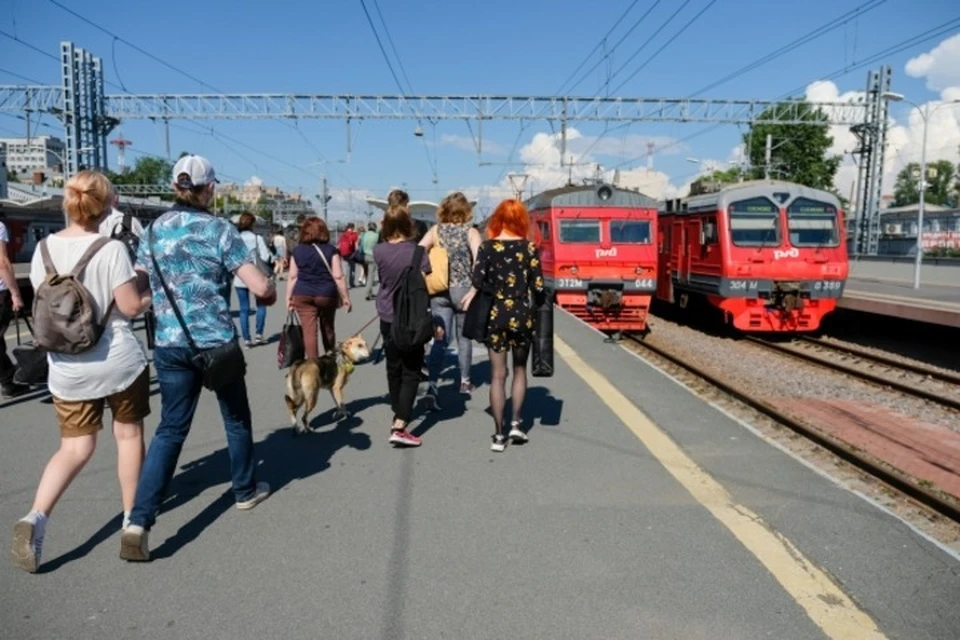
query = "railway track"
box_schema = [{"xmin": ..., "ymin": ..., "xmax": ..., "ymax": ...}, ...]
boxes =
[
  {"xmin": 623, "ymin": 332, "xmax": 960, "ymax": 524},
  {"xmin": 746, "ymin": 336, "xmax": 960, "ymax": 412}
]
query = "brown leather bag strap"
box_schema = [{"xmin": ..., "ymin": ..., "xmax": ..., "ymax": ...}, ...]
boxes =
[
  {"xmin": 38, "ymin": 239, "xmax": 57, "ymax": 276},
  {"xmin": 69, "ymin": 237, "xmax": 111, "ymax": 280}
]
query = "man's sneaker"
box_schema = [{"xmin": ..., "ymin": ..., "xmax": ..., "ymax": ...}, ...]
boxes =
[
  {"xmin": 508, "ymin": 422, "xmax": 528, "ymax": 444},
  {"xmin": 243, "ymin": 340, "xmax": 254, "ymax": 349},
  {"xmin": 1, "ymin": 383, "xmax": 30, "ymax": 399},
  {"xmin": 389, "ymin": 430, "xmax": 422, "ymax": 447},
  {"xmin": 459, "ymin": 382, "xmax": 474, "ymax": 396},
  {"xmin": 491, "ymin": 434, "xmax": 507, "ymax": 453},
  {"xmin": 120, "ymin": 525, "xmax": 150, "ymax": 562},
  {"xmin": 11, "ymin": 516, "xmax": 45, "ymax": 573},
  {"xmin": 254, "ymin": 335, "xmax": 266, "ymax": 345},
  {"xmin": 236, "ymin": 482, "xmax": 271, "ymax": 511}
]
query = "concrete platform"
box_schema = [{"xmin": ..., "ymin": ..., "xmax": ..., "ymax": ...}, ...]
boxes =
[
  {"xmin": 1, "ymin": 287, "xmax": 959, "ymax": 639},
  {"xmin": 840, "ymin": 277, "xmax": 960, "ymax": 328}
]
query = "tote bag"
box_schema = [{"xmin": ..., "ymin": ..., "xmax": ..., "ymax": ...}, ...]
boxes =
[
  {"xmin": 424, "ymin": 227, "xmax": 449, "ymax": 296},
  {"xmin": 278, "ymin": 310, "xmax": 305, "ymax": 369}
]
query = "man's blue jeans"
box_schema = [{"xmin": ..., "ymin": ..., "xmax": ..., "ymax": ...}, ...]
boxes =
[
  {"xmin": 129, "ymin": 346, "xmax": 259, "ymax": 530},
  {"xmin": 236, "ymin": 287, "xmax": 266, "ymax": 342}
]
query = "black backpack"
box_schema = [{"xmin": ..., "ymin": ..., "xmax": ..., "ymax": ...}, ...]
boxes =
[
  {"xmin": 391, "ymin": 245, "xmax": 433, "ymax": 352},
  {"xmin": 111, "ymin": 212, "xmax": 140, "ymax": 262}
]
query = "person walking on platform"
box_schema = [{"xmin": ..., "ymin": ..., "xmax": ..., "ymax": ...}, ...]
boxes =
[
  {"xmin": 272, "ymin": 226, "xmax": 288, "ymax": 280},
  {"xmin": 0, "ymin": 212, "xmax": 28, "ymax": 398},
  {"xmin": 461, "ymin": 199, "xmax": 545, "ymax": 453},
  {"xmin": 374, "ymin": 191, "xmax": 431, "ymax": 447},
  {"xmin": 338, "ymin": 222, "xmax": 359, "ymax": 288},
  {"xmin": 12, "ymin": 170, "xmax": 153, "ymax": 573},
  {"xmin": 361, "ymin": 221, "xmax": 380, "ymax": 300},
  {"xmin": 98, "ymin": 188, "xmax": 144, "ymax": 241},
  {"xmin": 119, "ymin": 155, "xmax": 277, "ymax": 562},
  {"xmin": 233, "ymin": 212, "xmax": 273, "ymax": 347},
  {"xmin": 286, "ymin": 216, "xmax": 351, "ymax": 358},
  {"xmin": 420, "ymin": 192, "xmax": 482, "ymax": 406}
]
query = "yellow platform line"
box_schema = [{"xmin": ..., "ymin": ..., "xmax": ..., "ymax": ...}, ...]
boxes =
[{"xmin": 554, "ymin": 336, "xmax": 885, "ymax": 640}]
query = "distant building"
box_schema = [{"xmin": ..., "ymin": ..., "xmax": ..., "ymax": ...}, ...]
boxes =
[
  {"xmin": 878, "ymin": 203, "xmax": 960, "ymax": 255},
  {"xmin": 0, "ymin": 136, "xmax": 66, "ymax": 176}
]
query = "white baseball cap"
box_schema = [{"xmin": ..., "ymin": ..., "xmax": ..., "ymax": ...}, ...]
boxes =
[{"xmin": 172, "ymin": 154, "xmax": 219, "ymax": 189}]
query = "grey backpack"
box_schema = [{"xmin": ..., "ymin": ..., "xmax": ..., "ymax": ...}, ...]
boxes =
[{"xmin": 32, "ymin": 237, "xmax": 114, "ymax": 354}]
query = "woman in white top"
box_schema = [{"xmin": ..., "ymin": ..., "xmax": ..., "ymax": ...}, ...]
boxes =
[
  {"xmin": 12, "ymin": 170, "xmax": 152, "ymax": 574},
  {"xmin": 233, "ymin": 212, "xmax": 273, "ymax": 346}
]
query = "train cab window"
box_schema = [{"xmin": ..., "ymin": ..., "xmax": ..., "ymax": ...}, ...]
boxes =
[
  {"xmin": 538, "ymin": 221, "xmax": 551, "ymax": 241},
  {"xmin": 610, "ymin": 219, "xmax": 651, "ymax": 244},
  {"xmin": 558, "ymin": 219, "xmax": 600, "ymax": 243},
  {"xmin": 701, "ymin": 218, "xmax": 718, "ymax": 245},
  {"xmin": 727, "ymin": 197, "xmax": 780, "ymax": 247},
  {"xmin": 787, "ymin": 198, "xmax": 840, "ymax": 247}
]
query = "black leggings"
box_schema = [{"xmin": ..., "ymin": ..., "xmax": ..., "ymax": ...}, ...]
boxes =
[
  {"xmin": 381, "ymin": 321, "xmax": 424, "ymax": 426},
  {"xmin": 487, "ymin": 341, "xmax": 530, "ymax": 435}
]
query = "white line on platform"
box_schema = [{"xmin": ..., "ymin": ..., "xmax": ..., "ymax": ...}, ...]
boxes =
[
  {"xmin": 844, "ymin": 289, "xmax": 960, "ymax": 310},
  {"xmin": 555, "ymin": 335, "xmax": 885, "ymax": 640}
]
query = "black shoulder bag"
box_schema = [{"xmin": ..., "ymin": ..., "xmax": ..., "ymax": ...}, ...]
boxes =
[{"xmin": 148, "ymin": 224, "xmax": 246, "ymax": 391}]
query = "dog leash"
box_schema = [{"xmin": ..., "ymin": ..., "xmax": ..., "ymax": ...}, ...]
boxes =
[{"xmin": 351, "ymin": 314, "xmax": 380, "ymax": 338}]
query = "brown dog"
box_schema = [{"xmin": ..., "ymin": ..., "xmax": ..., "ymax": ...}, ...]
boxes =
[{"xmin": 284, "ymin": 335, "xmax": 371, "ymax": 434}]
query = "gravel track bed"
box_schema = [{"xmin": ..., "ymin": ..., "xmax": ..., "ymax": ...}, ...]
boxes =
[
  {"xmin": 644, "ymin": 317, "xmax": 960, "ymax": 432},
  {"xmin": 811, "ymin": 335, "xmax": 960, "ymax": 380},
  {"xmin": 620, "ymin": 336, "xmax": 960, "ymax": 547}
]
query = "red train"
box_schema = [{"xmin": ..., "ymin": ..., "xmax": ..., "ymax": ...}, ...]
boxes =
[
  {"xmin": 528, "ymin": 183, "xmax": 659, "ymax": 334},
  {"xmin": 656, "ymin": 180, "xmax": 848, "ymax": 332}
]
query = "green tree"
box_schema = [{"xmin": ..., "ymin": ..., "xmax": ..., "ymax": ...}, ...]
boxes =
[
  {"xmin": 893, "ymin": 159, "xmax": 957, "ymax": 207},
  {"xmin": 704, "ymin": 167, "xmax": 743, "ymax": 184},
  {"xmin": 742, "ymin": 101, "xmax": 841, "ymax": 191},
  {"xmin": 107, "ymin": 156, "xmax": 174, "ymax": 186}
]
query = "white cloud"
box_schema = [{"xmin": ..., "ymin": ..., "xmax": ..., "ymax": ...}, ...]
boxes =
[
  {"xmin": 803, "ymin": 33, "xmax": 960, "ymax": 206},
  {"xmin": 906, "ymin": 33, "xmax": 960, "ymax": 91}
]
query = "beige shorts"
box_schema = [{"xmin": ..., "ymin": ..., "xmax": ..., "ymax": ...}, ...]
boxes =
[{"xmin": 53, "ymin": 367, "xmax": 151, "ymax": 437}]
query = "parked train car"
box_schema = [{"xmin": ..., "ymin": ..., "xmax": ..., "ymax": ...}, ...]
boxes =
[
  {"xmin": 656, "ymin": 180, "xmax": 848, "ymax": 332},
  {"xmin": 528, "ymin": 183, "xmax": 659, "ymax": 334}
]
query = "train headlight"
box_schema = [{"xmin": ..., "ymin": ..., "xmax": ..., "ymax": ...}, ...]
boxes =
[
  {"xmin": 570, "ymin": 266, "xmax": 579, "ymax": 275},
  {"xmin": 597, "ymin": 185, "xmax": 613, "ymax": 201},
  {"xmin": 635, "ymin": 266, "xmax": 645, "ymax": 275}
]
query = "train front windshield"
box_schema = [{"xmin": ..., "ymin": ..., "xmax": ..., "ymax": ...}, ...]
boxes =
[
  {"xmin": 787, "ymin": 198, "xmax": 840, "ymax": 247},
  {"xmin": 610, "ymin": 220, "xmax": 651, "ymax": 244},
  {"xmin": 559, "ymin": 220, "xmax": 600, "ymax": 243},
  {"xmin": 728, "ymin": 197, "xmax": 780, "ymax": 247}
]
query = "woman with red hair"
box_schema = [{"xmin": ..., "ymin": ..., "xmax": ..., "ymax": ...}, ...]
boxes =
[{"xmin": 461, "ymin": 199, "xmax": 544, "ymax": 452}]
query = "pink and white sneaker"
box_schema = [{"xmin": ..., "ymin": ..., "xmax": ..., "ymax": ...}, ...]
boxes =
[{"xmin": 389, "ymin": 430, "xmax": 422, "ymax": 447}]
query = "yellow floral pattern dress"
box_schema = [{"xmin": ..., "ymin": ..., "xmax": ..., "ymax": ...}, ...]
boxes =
[{"xmin": 472, "ymin": 239, "xmax": 545, "ymax": 352}]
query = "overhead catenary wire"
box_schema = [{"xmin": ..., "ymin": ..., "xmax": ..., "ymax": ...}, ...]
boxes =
[
  {"xmin": 559, "ymin": 0, "xmax": 664, "ymax": 95},
  {"xmin": 607, "ymin": 14, "xmax": 960, "ymax": 173},
  {"xmin": 687, "ymin": 0, "xmax": 887, "ymax": 97}
]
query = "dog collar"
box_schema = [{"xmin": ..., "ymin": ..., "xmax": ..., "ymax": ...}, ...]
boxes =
[{"xmin": 343, "ymin": 362, "xmax": 355, "ymax": 374}]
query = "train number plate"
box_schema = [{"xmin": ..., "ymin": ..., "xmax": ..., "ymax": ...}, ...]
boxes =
[
  {"xmin": 633, "ymin": 278, "xmax": 655, "ymax": 290},
  {"xmin": 557, "ymin": 278, "xmax": 585, "ymax": 289},
  {"xmin": 812, "ymin": 280, "xmax": 843, "ymax": 292}
]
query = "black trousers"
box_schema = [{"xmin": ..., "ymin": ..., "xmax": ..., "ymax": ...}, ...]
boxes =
[
  {"xmin": 0, "ymin": 291, "xmax": 15, "ymax": 386},
  {"xmin": 380, "ymin": 320, "xmax": 424, "ymax": 424}
]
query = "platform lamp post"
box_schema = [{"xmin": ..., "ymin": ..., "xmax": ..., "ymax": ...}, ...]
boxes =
[{"xmin": 881, "ymin": 93, "xmax": 960, "ymax": 289}]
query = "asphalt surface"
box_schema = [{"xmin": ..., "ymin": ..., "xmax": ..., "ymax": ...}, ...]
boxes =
[
  {"xmin": 1, "ymin": 286, "xmax": 959, "ymax": 639},
  {"xmin": 846, "ymin": 277, "xmax": 960, "ymax": 305}
]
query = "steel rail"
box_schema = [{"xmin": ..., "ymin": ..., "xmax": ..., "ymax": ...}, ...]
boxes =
[
  {"xmin": 799, "ymin": 336, "xmax": 960, "ymax": 387},
  {"xmin": 623, "ymin": 333, "xmax": 960, "ymax": 523},
  {"xmin": 747, "ymin": 337, "xmax": 960, "ymax": 412}
]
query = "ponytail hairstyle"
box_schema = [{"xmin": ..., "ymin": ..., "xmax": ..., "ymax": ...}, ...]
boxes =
[{"xmin": 63, "ymin": 170, "xmax": 112, "ymax": 226}]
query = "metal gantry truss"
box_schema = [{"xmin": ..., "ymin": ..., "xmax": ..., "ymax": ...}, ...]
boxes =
[
  {"xmin": 850, "ymin": 66, "xmax": 892, "ymax": 256},
  {"xmin": 0, "ymin": 87, "xmax": 871, "ymax": 125},
  {"xmin": 0, "ymin": 40, "xmax": 891, "ymax": 252}
]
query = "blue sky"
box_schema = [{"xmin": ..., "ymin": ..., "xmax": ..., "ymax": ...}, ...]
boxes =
[{"xmin": 2, "ymin": 0, "xmax": 959, "ymax": 217}]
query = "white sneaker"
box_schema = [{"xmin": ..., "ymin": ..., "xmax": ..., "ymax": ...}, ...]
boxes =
[
  {"xmin": 236, "ymin": 482, "xmax": 271, "ymax": 511},
  {"xmin": 120, "ymin": 524, "xmax": 150, "ymax": 562},
  {"xmin": 508, "ymin": 422, "xmax": 528, "ymax": 444},
  {"xmin": 11, "ymin": 516, "xmax": 45, "ymax": 573},
  {"xmin": 491, "ymin": 434, "xmax": 507, "ymax": 452}
]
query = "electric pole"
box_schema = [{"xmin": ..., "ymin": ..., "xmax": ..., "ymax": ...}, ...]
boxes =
[
  {"xmin": 764, "ymin": 134, "xmax": 772, "ymax": 180},
  {"xmin": 321, "ymin": 176, "xmax": 329, "ymax": 222}
]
